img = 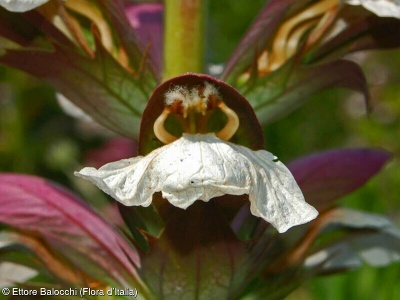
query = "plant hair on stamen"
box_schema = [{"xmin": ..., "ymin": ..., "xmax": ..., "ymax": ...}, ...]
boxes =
[{"xmin": 164, "ymin": 82, "xmax": 220, "ymax": 117}]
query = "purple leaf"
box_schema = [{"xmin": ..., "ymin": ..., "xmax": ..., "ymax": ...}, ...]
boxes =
[
  {"xmin": 0, "ymin": 174, "xmax": 141, "ymax": 287},
  {"xmin": 288, "ymin": 148, "xmax": 392, "ymax": 208},
  {"xmin": 125, "ymin": 2, "xmax": 163, "ymax": 75}
]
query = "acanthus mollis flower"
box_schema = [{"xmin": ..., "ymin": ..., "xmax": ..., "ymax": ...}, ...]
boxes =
[
  {"xmin": 0, "ymin": 0, "xmax": 50, "ymax": 12},
  {"xmin": 75, "ymin": 74, "xmax": 318, "ymax": 233},
  {"xmin": 345, "ymin": 0, "xmax": 400, "ymax": 18}
]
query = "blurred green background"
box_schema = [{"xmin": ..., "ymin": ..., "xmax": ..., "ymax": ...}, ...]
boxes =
[{"xmin": 1, "ymin": 0, "xmax": 400, "ymax": 299}]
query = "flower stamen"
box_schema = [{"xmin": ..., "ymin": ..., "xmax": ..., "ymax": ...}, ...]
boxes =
[
  {"xmin": 153, "ymin": 82, "xmax": 241, "ymax": 143},
  {"xmin": 268, "ymin": 0, "xmax": 339, "ymax": 72},
  {"xmin": 216, "ymin": 102, "xmax": 240, "ymax": 141},
  {"xmin": 304, "ymin": 5, "xmax": 339, "ymax": 51},
  {"xmin": 153, "ymin": 108, "xmax": 178, "ymax": 144}
]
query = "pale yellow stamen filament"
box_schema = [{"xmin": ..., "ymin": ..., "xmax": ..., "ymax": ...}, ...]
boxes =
[
  {"xmin": 269, "ymin": 0, "xmax": 338, "ymax": 71},
  {"xmin": 154, "ymin": 102, "xmax": 240, "ymax": 143},
  {"xmin": 257, "ymin": 51, "xmax": 269, "ymax": 76},
  {"xmin": 154, "ymin": 108, "xmax": 178, "ymax": 144},
  {"xmin": 65, "ymin": 0, "xmax": 114, "ymax": 53},
  {"xmin": 157, "ymin": 83, "xmax": 240, "ymax": 143},
  {"xmin": 304, "ymin": 6, "xmax": 339, "ymax": 51},
  {"xmin": 285, "ymin": 19, "xmax": 318, "ymax": 59},
  {"xmin": 216, "ymin": 102, "xmax": 240, "ymax": 141}
]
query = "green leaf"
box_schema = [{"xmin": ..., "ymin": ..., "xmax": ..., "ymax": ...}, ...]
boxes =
[
  {"xmin": 248, "ymin": 60, "xmax": 370, "ymax": 125},
  {"xmin": 118, "ymin": 203, "xmax": 165, "ymax": 252},
  {"xmin": 240, "ymin": 59, "xmax": 294, "ymax": 110}
]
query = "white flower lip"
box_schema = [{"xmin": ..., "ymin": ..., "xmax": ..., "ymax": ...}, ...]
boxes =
[
  {"xmin": 0, "ymin": 0, "xmax": 50, "ymax": 12},
  {"xmin": 345, "ymin": 0, "xmax": 400, "ymax": 19},
  {"xmin": 75, "ymin": 133, "xmax": 318, "ymax": 233}
]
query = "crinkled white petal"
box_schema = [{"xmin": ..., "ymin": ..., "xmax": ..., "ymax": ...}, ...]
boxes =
[
  {"xmin": 345, "ymin": 0, "xmax": 400, "ymax": 18},
  {"xmin": 75, "ymin": 133, "xmax": 318, "ymax": 233},
  {"xmin": 0, "ymin": 0, "xmax": 50, "ymax": 12}
]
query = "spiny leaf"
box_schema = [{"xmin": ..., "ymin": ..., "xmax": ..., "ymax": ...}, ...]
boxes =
[
  {"xmin": 252, "ymin": 60, "xmax": 370, "ymax": 125},
  {"xmin": 0, "ymin": 6, "xmax": 157, "ymax": 138},
  {"xmin": 97, "ymin": 0, "xmax": 160, "ymax": 82},
  {"xmin": 118, "ymin": 204, "xmax": 165, "ymax": 252},
  {"xmin": 1, "ymin": 43, "xmax": 148, "ymax": 138}
]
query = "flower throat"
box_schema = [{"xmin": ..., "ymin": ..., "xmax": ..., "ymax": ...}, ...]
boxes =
[{"xmin": 153, "ymin": 82, "xmax": 240, "ymax": 144}]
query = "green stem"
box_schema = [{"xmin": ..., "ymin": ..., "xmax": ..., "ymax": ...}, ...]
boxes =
[{"xmin": 163, "ymin": 0, "xmax": 205, "ymax": 80}]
